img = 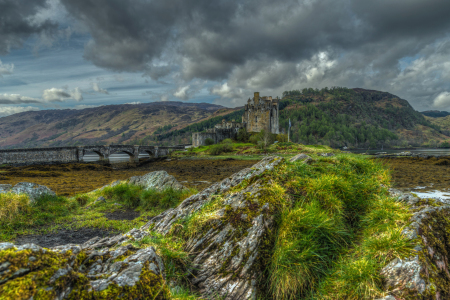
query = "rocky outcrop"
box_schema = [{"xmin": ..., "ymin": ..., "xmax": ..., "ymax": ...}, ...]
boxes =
[
  {"xmin": 0, "ymin": 228, "xmax": 168, "ymax": 299},
  {"xmin": 142, "ymin": 156, "xmax": 284, "ymax": 299},
  {"xmin": 380, "ymin": 189, "xmax": 450, "ymax": 299},
  {"xmin": 94, "ymin": 170, "xmax": 186, "ymax": 193},
  {"xmin": 128, "ymin": 170, "xmax": 185, "ymax": 191},
  {"xmin": 0, "ymin": 182, "xmax": 56, "ymax": 202}
]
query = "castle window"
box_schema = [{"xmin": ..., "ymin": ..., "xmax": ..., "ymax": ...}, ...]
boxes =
[{"xmin": 255, "ymin": 116, "xmax": 258, "ymax": 122}]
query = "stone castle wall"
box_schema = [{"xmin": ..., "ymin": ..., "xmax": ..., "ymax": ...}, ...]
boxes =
[{"xmin": 192, "ymin": 129, "xmax": 238, "ymax": 147}]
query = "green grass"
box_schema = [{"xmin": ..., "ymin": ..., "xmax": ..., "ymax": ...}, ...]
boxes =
[
  {"xmin": 174, "ymin": 141, "xmax": 339, "ymax": 160},
  {"xmin": 0, "ymin": 193, "xmax": 78, "ymax": 241},
  {"xmin": 0, "ymin": 182, "xmax": 196, "ymax": 241},
  {"xmin": 266, "ymin": 153, "xmax": 413, "ymax": 299}
]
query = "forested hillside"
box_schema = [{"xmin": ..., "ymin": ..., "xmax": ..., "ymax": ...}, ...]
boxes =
[{"xmin": 279, "ymin": 87, "xmax": 448, "ymax": 148}]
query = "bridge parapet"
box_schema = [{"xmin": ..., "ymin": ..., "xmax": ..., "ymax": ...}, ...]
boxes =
[{"xmin": 0, "ymin": 145, "xmax": 181, "ymax": 165}]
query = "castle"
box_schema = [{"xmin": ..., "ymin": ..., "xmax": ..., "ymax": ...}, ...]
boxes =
[{"xmin": 192, "ymin": 92, "xmax": 280, "ymax": 147}]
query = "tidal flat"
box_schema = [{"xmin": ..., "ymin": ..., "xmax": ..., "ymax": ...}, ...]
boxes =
[
  {"xmin": 379, "ymin": 156, "xmax": 450, "ymax": 193},
  {"xmin": 0, "ymin": 158, "xmax": 259, "ymax": 197}
]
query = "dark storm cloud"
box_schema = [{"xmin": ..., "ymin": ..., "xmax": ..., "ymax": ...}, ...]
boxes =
[
  {"xmin": 0, "ymin": 0, "xmax": 58, "ymax": 55},
  {"xmin": 59, "ymin": 0, "xmax": 450, "ymax": 81}
]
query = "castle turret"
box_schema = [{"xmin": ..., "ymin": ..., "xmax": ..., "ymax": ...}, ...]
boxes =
[{"xmin": 254, "ymin": 92, "xmax": 260, "ymax": 105}]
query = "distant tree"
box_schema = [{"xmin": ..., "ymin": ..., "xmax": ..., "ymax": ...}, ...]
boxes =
[
  {"xmin": 440, "ymin": 141, "xmax": 450, "ymax": 148},
  {"xmin": 237, "ymin": 128, "xmax": 251, "ymax": 142},
  {"xmin": 205, "ymin": 138, "xmax": 214, "ymax": 145}
]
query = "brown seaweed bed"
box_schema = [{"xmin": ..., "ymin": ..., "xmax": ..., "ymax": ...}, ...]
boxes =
[
  {"xmin": 378, "ymin": 156, "xmax": 450, "ymax": 192},
  {"xmin": 0, "ymin": 158, "xmax": 259, "ymax": 197}
]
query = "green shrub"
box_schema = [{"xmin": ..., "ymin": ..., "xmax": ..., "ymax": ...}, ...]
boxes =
[
  {"xmin": 205, "ymin": 138, "xmax": 214, "ymax": 145},
  {"xmin": 140, "ymin": 187, "xmax": 194, "ymax": 210},
  {"xmin": 237, "ymin": 128, "xmax": 251, "ymax": 142},
  {"xmin": 208, "ymin": 143, "xmax": 233, "ymax": 155},
  {"xmin": 101, "ymin": 183, "xmax": 142, "ymax": 208},
  {"xmin": 221, "ymin": 138, "xmax": 233, "ymax": 144}
]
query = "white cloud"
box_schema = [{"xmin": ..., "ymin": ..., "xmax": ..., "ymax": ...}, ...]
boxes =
[
  {"xmin": 0, "ymin": 106, "xmax": 40, "ymax": 117},
  {"xmin": 0, "ymin": 60, "xmax": 14, "ymax": 77},
  {"xmin": 71, "ymin": 87, "xmax": 83, "ymax": 101},
  {"xmin": 93, "ymin": 82, "xmax": 109, "ymax": 94},
  {"xmin": 42, "ymin": 87, "xmax": 83, "ymax": 102},
  {"xmin": 433, "ymin": 92, "xmax": 450, "ymax": 109},
  {"xmin": 0, "ymin": 94, "xmax": 41, "ymax": 104},
  {"xmin": 173, "ymin": 85, "xmax": 190, "ymax": 100}
]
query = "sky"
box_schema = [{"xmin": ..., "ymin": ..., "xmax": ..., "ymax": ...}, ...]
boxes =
[{"xmin": 1, "ymin": 0, "xmax": 450, "ymax": 117}]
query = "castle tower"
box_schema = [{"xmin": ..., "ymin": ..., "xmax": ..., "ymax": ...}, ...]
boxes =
[{"xmin": 243, "ymin": 92, "xmax": 279, "ymax": 134}]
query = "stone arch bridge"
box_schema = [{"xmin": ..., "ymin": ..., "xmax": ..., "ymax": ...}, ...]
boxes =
[{"xmin": 0, "ymin": 145, "xmax": 185, "ymax": 165}]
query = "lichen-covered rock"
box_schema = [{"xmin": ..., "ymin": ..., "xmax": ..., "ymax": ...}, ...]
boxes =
[
  {"xmin": 0, "ymin": 184, "xmax": 12, "ymax": 193},
  {"xmin": 128, "ymin": 170, "xmax": 185, "ymax": 191},
  {"xmin": 289, "ymin": 153, "xmax": 310, "ymax": 162},
  {"xmin": 0, "ymin": 228, "xmax": 168, "ymax": 299},
  {"xmin": 142, "ymin": 156, "xmax": 285, "ymax": 299},
  {"xmin": 0, "ymin": 182, "xmax": 56, "ymax": 202},
  {"xmin": 380, "ymin": 190, "xmax": 450, "ymax": 299}
]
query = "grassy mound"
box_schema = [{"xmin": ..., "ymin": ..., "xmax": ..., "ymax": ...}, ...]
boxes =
[{"xmin": 0, "ymin": 183, "xmax": 196, "ymax": 241}]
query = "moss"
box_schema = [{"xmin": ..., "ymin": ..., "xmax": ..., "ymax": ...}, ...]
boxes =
[
  {"xmin": 67, "ymin": 261, "xmax": 170, "ymax": 299},
  {"xmin": 0, "ymin": 245, "xmax": 170, "ymax": 300},
  {"xmin": 0, "ymin": 248, "xmax": 76, "ymax": 300},
  {"xmin": 416, "ymin": 207, "xmax": 450, "ymax": 299}
]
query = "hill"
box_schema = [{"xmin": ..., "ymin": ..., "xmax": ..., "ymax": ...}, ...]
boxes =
[
  {"xmin": 0, "ymin": 102, "xmax": 240, "ymax": 149},
  {"xmin": 280, "ymin": 87, "xmax": 449, "ymax": 148},
  {"xmin": 421, "ymin": 110, "xmax": 450, "ymax": 118}
]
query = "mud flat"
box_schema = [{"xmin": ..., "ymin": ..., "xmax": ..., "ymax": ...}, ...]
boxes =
[
  {"xmin": 378, "ymin": 156, "xmax": 450, "ymax": 193},
  {"xmin": 0, "ymin": 158, "xmax": 259, "ymax": 196}
]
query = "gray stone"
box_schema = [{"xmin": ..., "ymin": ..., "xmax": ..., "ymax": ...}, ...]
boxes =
[
  {"xmin": 0, "ymin": 184, "xmax": 12, "ymax": 194},
  {"xmin": 318, "ymin": 152, "xmax": 335, "ymax": 157},
  {"xmin": 289, "ymin": 153, "xmax": 310, "ymax": 162},
  {"xmin": 380, "ymin": 256, "xmax": 426, "ymax": 294},
  {"xmin": 94, "ymin": 196, "xmax": 106, "ymax": 204},
  {"xmin": 141, "ymin": 156, "xmax": 284, "ymax": 299},
  {"xmin": 0, "ymin": 242, "xmax": 15, "ymax": 251},
  {"xmin": 1, "ymin": 239, "xmax": 165, "ymax": 299},
  {"xmin": 10, "ymin": 182, "xmax": 56, "ymax": 202},
  {"xmin": 128, "ymin": 170, "xmax": 185, "ymax": 191}
]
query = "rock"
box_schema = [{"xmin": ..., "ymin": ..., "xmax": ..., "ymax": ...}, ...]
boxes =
[
  {"xmin": 0, "ymin": 184, "xmax": 12, "ymax": 194},
  {"xmin": 379, "ymin": 189, "xmax": 450, "ymax": 299},
  {"xmin": 289, "ymin": 153, "xmax": 311, "ymax": 163},
  {"xmin": 380, "ymin": 256, "xmax": 426, "ymax": 295},
  {"xmin": 318, "ymin": 152, "xmax": 335, "ymax": 157},
  {"xmin": 0, "ymin": 232, "xmax": 169, "ymax": 299},
  {"xmin": 0, "ymin": 182, "xmax": 55, "ymax": 202},
  {"xmin": 142, "ymin": 156, "xmax": 284, "ymax": 299},
  {"xmin": 94, "ymin": 196, "xmax": 106, "ymax": 204},
  {"xmin": 128, "ymin": 170, "xmax": 185, "ymax": 191}
]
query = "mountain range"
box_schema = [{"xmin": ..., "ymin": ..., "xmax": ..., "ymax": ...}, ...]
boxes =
[{"xmin": 1, "ymin": 88, "xmax": 449, "ymax": 149}]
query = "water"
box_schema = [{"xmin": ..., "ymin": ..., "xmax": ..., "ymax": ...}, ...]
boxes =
[
  {"xmin": 83, "ymin": 152, "xmax": 150, "ymax": 163},
  {"xmin": 345, "ymin": 148, "xmax": 450, "ymax": 156}
]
